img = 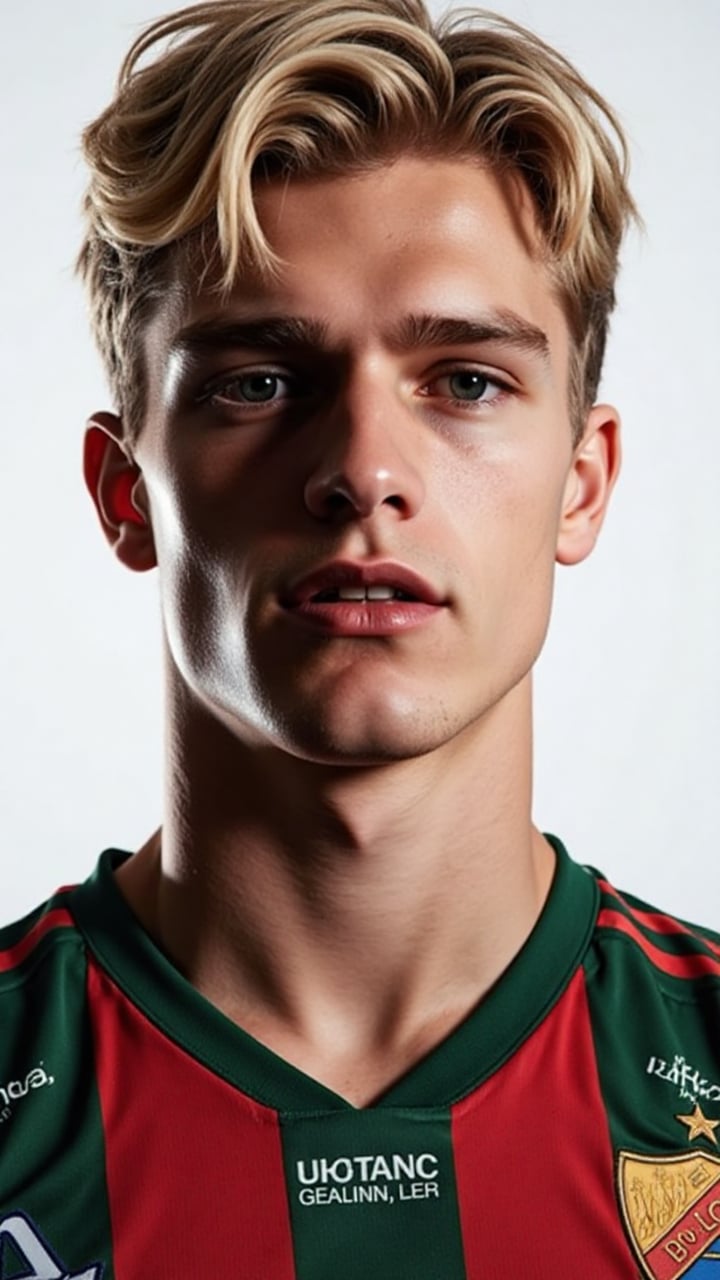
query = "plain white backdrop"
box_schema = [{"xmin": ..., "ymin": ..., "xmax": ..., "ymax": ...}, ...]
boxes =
[{"xmin": 0, "ymin": 0, "xmax": 718, "ymax": 922}]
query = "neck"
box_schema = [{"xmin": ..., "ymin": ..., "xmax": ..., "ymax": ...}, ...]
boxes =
[{"xmin": 118, "ymin": 673, "xmax": 555, "ymax": 1103}]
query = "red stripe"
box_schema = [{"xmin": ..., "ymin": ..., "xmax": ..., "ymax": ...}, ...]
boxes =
[
  {"xmin": 597, "ymin": 908, "xmax": 720, "ymax": 979},
  {"xmin": 451, "ymin": 970, "xmax": 638, "ymax": 1278},
  {"xmin": 0, "ymin": 908, "xmax": 74, "ymax": 973},
  {"xmin": 87, "ymin": 960, "xmax": 297, "ymax": 1278},
  {"xmin": 598, "ymin": 879, "xmax": 720, "ymax": 958}
]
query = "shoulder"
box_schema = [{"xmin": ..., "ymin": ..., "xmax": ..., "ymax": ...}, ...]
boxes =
[
  {"xmin": 0, "ymin": 886, "xmax": 89, "ymax": 1118},
  {"xmin": 0, "ymin": 850, "xmax": 132, "ymax": 992},
  {"xmin": 575, "ymin": 869, "xmax": 720, "ymax": 1155},
  {"xmin": 0, "ymin": 887, "xmax": 83, "ymax": 992},
  {"xmin": 588, "ymin": 870, "xmax": 720, "ymax": 988},
  {"xmin": 581, "ymin": 869, "xmax": 720, "ymax": 1080}
]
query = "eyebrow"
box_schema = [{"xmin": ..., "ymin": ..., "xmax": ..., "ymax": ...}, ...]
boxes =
[
  {"xmin": 171, "ymin": 316, "xmax": 330, "ymax": 356},
  {"xmin": 170, "ymin": 309, "xmax": 550, "ymax": 363},
  {"xmin": 388, "ymin": 311, "xmax": 550, "ymax": 362}
]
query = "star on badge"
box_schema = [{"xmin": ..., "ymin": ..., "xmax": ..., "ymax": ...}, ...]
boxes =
[{"xmin": 675, "ymin": 1102, "xmax": 720, "ymax": 1145}]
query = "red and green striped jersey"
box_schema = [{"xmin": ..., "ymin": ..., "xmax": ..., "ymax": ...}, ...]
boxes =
[{"xmin": 1, "ymin": 835, "xmax": 719, "ymax": 1279}]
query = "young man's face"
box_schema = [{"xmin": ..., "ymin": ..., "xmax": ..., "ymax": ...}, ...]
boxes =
[{"xmin": 93, "ymin": 156, "xmax": 618, "ymax": 765}]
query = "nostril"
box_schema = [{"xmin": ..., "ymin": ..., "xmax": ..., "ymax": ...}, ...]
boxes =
[
  {"xmin": 324, "ymin": 491, "xmax": 352, "ymax": 515},
  {"xmin": 323, "ymin": 489, "xmax": 406, "ymax": 518},
  {"xmin": 304, "ymin": 463, "xmax": 423, "ymax": 523}
]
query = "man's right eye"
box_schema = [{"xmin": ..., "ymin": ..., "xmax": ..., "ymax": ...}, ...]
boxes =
[{"xmin": 201, "ymin": 369, "xmax": 297, "ymax": 409}]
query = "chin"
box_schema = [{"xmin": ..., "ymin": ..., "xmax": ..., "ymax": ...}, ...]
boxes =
[
  {"xmin": 254, "ymin": 655, "xmax": 534, "ymax": 767},
  {"xmin": 260, "ymin": 692, "xmax": 469, "ymax": 767},
  {"xmin": 289, "ymin": 730, "xmax": 441, "ymax": 768}
]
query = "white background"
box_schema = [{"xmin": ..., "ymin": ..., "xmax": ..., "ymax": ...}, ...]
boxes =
[{"xmin": 1, "ymin": 1, "xmax": 718, "ymax": 922}]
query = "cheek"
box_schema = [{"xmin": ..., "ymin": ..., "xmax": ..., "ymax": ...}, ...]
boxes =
[
  {"xmin": 153, "ymin": 429, "xmax": 308, "ymax": 561},
  {"xmin": 141, "ymin": 468, "xmax": 241, "ymax": 682},
  {"xmin": 440, "ymin": 436, "xmax": 570, "ymax": 688},
  {"xmin": 442, "ymin": 435, "xmax": 569, "ymax": 573},
  {"xmin": 146, "ymin": 473, "xmax": 219, "ymax": 612},
  {"xmin": 142, "ymin": 448, "xmax": 301, "ymax": 710},
  {"xmin": 145, "ymin": 437, "xmax": 263, "ymax": 574}
]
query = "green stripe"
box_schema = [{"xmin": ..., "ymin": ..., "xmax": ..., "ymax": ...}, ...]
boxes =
[{"xmin": 280, "ymin": 1108, "xmax": 466, "ymax": 1279}]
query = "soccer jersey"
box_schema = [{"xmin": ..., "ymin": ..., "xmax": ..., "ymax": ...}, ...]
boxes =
[{"xmin": 1, "ymin": 836, "xmax": 719, "ymax": 1279}]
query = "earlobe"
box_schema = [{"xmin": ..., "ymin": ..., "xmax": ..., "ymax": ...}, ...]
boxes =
[
  {"xmin": 83, "ymin": 412, "xmax": 157, "ymax": 572},
  {"xmin": 555, "ymin": 404, "xmax": 622, "ymax": 567}
]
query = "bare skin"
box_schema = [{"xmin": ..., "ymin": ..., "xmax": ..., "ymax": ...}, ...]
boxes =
[{"xmin": 86, "ymin": 157, "xmax": 620, "ymax": 1106}]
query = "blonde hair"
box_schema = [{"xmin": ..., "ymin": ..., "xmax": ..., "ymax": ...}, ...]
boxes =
[{"xmin": 78, "ymin": 0, "xmax": 637, "ymax": 442}]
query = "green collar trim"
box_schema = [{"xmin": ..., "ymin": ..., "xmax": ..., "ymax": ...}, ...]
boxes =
[{"xmin": 70, "ymin": 834, "xmax": 598, "ymax": 1113}]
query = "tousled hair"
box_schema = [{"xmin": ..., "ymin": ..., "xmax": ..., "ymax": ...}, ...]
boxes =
[{"xmin": 78, "ymin": 0, "xmax": 638, "ymax": 443}]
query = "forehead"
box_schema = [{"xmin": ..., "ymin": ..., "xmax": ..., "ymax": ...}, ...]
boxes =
[{"xmin": 156, "ymin": 157, "xmax": 569, "ymax": 373}]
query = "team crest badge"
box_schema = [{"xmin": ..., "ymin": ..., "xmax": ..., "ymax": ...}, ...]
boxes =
[{"xmin": 618, "ymin": 1151, "xmax": 720, "ymax": 1278}]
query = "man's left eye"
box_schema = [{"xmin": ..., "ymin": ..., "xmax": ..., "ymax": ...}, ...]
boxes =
[{"xmin": 433, "ymin": 371, "xmax": 501, "ymax": 402}]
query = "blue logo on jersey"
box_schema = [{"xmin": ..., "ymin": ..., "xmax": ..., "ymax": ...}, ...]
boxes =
[
  {"xmin": 682, "ymin": 1257, "xmax": 720, "ymax": 1277},
  {"xmin": 0, "ymin": 1212, "xmax": 103, "ymax": 1279}
]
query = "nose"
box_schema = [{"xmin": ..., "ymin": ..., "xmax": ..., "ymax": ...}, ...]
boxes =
[{"xmin": 303, "ymin": 381, "xmax": 425, "ymax": 523}]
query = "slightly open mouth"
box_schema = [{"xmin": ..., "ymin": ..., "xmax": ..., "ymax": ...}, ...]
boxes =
[{"xmin": 310, "ymin": 587, "xmax": 417, "ymax": 603}]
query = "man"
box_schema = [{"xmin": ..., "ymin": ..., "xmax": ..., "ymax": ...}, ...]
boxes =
[{"xmin": 0, "ymin": 1, "xmax": 718, "ymax": 1277}]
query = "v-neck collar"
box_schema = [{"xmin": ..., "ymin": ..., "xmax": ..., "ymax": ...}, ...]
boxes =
[{"xmin": 70, "ymin": 835, "xmax": 598, "ymax": 1113}]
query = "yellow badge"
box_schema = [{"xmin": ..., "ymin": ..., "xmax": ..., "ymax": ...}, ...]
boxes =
[{"xmin": 618, "ymin": 1151, "xmax": 720, "ymax": 1279}]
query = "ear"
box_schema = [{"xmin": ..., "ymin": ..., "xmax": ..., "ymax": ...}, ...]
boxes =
[
  {"xmin": 555, "ymin": 403, "xmax": 621, "ymax": 566},
  {"xmin": 83, "ymin": 411, "xmax": 157, "ymax": 572}
]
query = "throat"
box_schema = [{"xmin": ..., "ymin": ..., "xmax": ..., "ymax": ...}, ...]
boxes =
[{"xmin": 224, "ymin": 997, "xmax": 479, "ymax": 1107}]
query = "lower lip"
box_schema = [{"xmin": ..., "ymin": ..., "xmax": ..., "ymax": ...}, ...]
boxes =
[{"xmin": 283, "ymin": 601, "xmax": 443, "ymax": 636}]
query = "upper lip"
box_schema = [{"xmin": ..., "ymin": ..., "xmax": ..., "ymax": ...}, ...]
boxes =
[{"xmin": 283, "ymin": 560, "xmax": 445, "ymax": 607}]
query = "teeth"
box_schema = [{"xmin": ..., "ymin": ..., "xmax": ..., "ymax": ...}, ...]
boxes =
[
  {"xmin": 311, "ymin": 584, "xmax": 416, "ymax": 603},
  {"xmin": 337, "ymin": 586, "xmax": 368, "ymax": 601},
  {"xmin": 336, "ymin": 585, "xmax": 397, "ymax": 601}
]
